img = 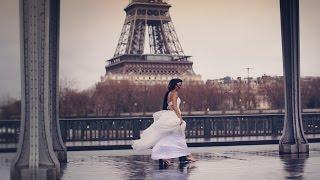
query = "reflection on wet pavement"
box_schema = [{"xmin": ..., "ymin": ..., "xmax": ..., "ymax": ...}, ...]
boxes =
[{"xmin": 1, "ymin": 144, "xmax": 320, "ymax": 180}]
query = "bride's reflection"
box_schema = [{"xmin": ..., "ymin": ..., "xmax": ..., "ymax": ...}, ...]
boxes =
[
  {"xmin": 152, "ymin": 162, "xmax": 197, "ymax": 180},
  {"xmin": 280, "ymin": 153, "xmax": 309, "ymax": 179},
  {"xmin": 179, "ymin": 162, "xmax": 197, "ymax": 173}
]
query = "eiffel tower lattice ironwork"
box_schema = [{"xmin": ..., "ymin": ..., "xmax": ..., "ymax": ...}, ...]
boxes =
[
  {"xmin": 105, "ymin": 0, "xmax": 201, "ymax": 84},
  {"xmin": 114, "ymin": 0, "xmax": 184, "ymax": 56}
]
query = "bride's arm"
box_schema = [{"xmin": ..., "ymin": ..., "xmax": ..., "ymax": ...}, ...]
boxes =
[{"xmin": 171, "ymin": 92, "xmax": 183, "ymax": 124}]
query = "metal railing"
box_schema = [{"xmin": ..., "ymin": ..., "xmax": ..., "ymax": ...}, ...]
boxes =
[{"xmin": 1, "ymin": 113, "xmax": 320, "ymax": 143}]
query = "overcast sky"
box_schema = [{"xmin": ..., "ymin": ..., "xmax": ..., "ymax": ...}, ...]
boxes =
[{"xmin": 0, "ymin": 0, "xmax": 319, "ymax": 99}]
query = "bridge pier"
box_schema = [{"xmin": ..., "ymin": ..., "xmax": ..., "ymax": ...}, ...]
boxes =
[
  {"xmin": 279, "ymin": 0, "xmax": 309, "ymax": 154},
  {"xmin": 49, "ymin": 0, "xmax": 67, "ymax": 163},
  {"xmin": 11, "ymin": 0, "xmax": 63, "ymax": 179}
]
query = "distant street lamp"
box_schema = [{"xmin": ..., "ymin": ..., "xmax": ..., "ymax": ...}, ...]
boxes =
[{"xmin": 134, "ymin": 102, "xmax": 138, "ymax": 112}]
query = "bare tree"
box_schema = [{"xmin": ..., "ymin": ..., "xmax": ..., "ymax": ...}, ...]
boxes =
[
  {"xmin": 0, "ymin": 96, "xmax": 21, "ymax": 119},
  {"xmin": 301, "ymin": 77, "xmax": 320, "ymax": 109},
  {"xmin": 59, "ymin": 78, "xmax": 92, "ymax": 117},
  {"xmin": 258, "ymin": 77, "xmax": 284, "ymax": 109},
  {"xmin": 2, "ymin": 76, "xmax": 319, "ymax": 118}
]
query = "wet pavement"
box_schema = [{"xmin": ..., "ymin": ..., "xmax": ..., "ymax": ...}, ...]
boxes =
[{"xmin": 1, "ymin": 143, "xmax": 320, "ymax": 180}]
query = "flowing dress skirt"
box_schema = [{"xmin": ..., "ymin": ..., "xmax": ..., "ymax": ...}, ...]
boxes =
[{"xmin": 132, "ymin": 110, "xmax": 190, "ymax": 160}]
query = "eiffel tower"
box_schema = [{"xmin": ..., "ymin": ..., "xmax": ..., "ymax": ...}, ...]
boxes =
[{"xmin": 104, "ymin": 0, "xmax": 201, "ymax": 84}]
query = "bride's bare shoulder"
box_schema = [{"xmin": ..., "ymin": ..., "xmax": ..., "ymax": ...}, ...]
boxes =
[
  {"xmin": 171, "ymin": 91, "xmax": 178, "ymax": 99},
  {"xmin": 168, "ymin": 91, "xmax": 177, "ymax": 101}
]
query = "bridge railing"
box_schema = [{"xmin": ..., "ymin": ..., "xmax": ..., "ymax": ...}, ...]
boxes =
[{"xmin": 1, "ymin": 113, "xmax": 320, "ymax": 143}]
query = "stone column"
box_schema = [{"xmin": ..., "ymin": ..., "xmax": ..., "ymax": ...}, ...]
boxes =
[
  {"xmin": 11, "ymin": 0, "xmax": 61, "ymax": 179},
  {"xmin": 49, "ymin": 0, "xmax": 67, "ymax": 163},
  {"xmin": 279, "ymin": 0, "xmax": 309, "ymax": 154}
]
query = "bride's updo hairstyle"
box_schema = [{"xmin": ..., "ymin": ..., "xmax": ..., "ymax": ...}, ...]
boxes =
[{"xmin": 162, "ymin": 78, "xmax": 183, "ymax": 110}]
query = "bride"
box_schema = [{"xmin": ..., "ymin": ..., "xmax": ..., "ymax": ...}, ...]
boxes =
[{"xmin": 132, "ymin": 78, "xmax": 196, "ymax": 166}]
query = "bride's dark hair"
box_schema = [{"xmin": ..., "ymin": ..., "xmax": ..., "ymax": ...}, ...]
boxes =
[{"xmin": 162, "ymin": 78, "xmax": 183, "ymax": 110}]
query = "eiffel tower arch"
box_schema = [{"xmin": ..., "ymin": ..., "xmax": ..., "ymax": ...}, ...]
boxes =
[{"xmin": 104, "ymin": 0, "xmax": 202, "ymax": 85}]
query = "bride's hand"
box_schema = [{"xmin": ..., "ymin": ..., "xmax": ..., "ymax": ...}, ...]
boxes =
[{"xmin": 179, "ymin": 119, "xmax": 184, "ymax": 125}]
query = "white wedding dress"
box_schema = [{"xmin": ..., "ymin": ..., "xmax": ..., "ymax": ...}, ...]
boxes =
[{"xmin": 132, "ymin": 97, "xmax": 190, "ymax": 160}]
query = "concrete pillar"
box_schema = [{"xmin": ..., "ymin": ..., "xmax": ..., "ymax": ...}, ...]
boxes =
[
  {"xmin": 11, "ymin": 0, "xmax": 61, "ymax": 179},
  {"xmin": 48, "ymin": 0, "xmax": 67, "ymax": 163},
  {"xmin": 279, "ymin": 0, "xmax": 309, "ymax": 154}
]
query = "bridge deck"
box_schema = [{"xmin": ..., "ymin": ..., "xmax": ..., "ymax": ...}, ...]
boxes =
[{"xmin": 1, "ymin": 143, "xmax": 320, "ymax": 180}]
